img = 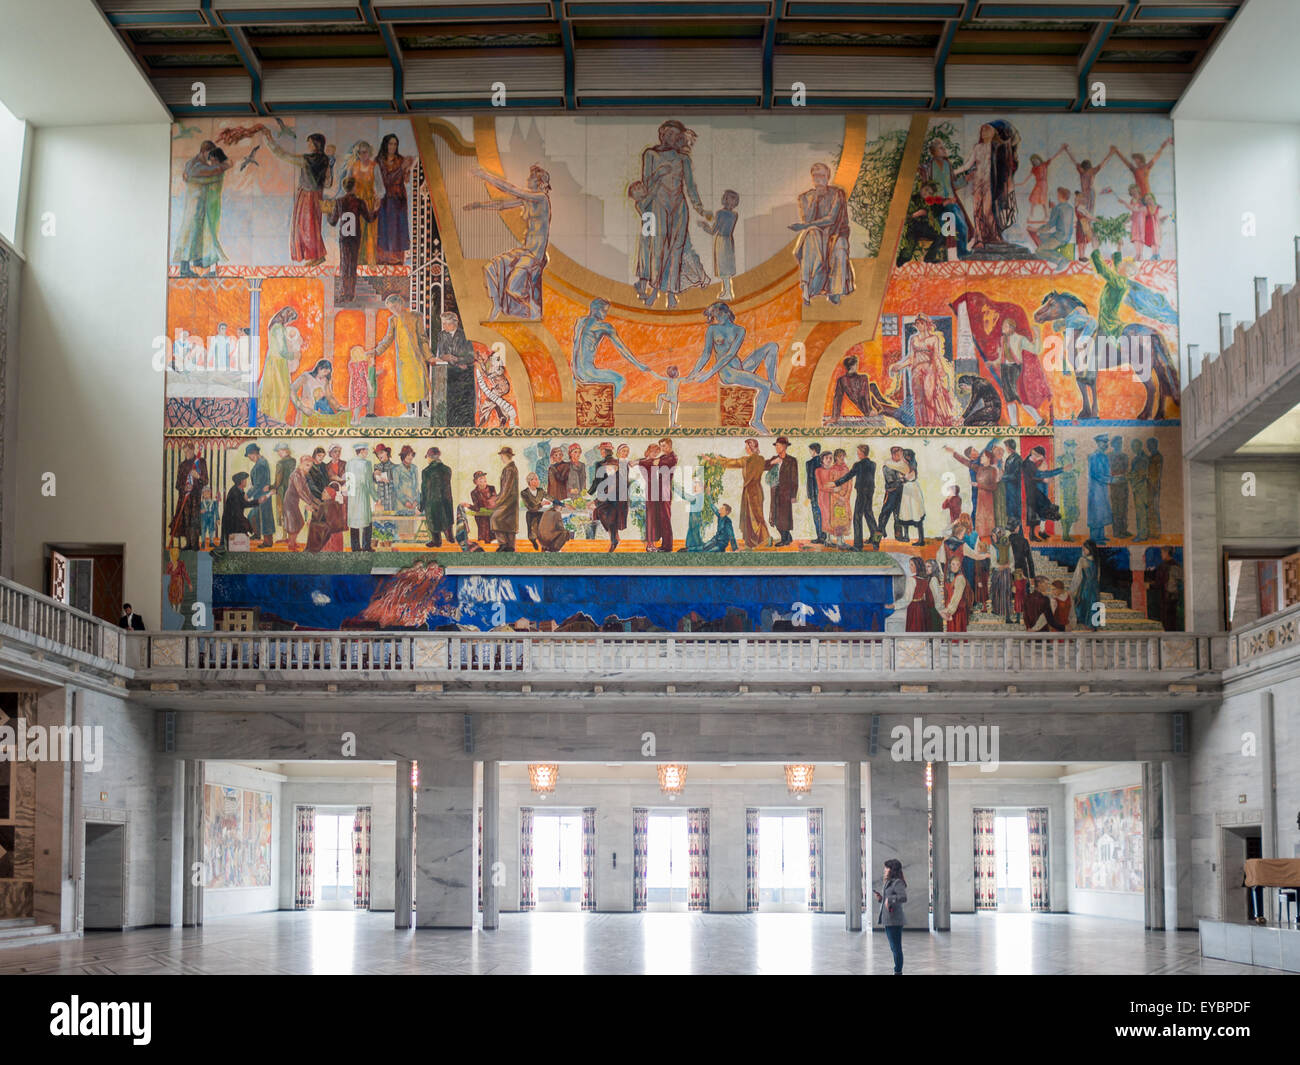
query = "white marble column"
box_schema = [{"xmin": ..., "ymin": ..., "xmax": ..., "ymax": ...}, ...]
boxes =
[
  {"xmin": 154, "ymin": 758, "xmax": 185, "ymax": 927},
  {"xmin": 1182, "ymin": 457, "xmax": 1221, "ymax": 632},
  {"xmin": 1261, "ymin": 692, "xmax": 1277, "ymax": 858},
  {"xmin": 1162, "ymin": 759, "xmax": 1191, "ymax": 930},
  {"xmin": 867, "ymin": 753, "xmax": 930, "ymax": 930},
  {"xmin": 33, "ymin": 688, "xmax": 76, "ymax": 933},
  {"xmin": 844, "ymin": 761, "xmax": 862, "ymax": 931},
  {"xmin": 415, "ymin": 759, "xmax": 475, "ymax": 928},
  {"xmin": 181, "ymin": 759, "xmax": 204, "ymax": 927},
  {"xmin": 1142, "ymin": 761, "xmax": 1165, "ymax": 930},
  {"xmin": 482, "ymin": 761, "xmax": 500, "ymax": 929},
  {"xmin": 395, "ymin": 759, "xmax": 413, "ymax": 929},
  {"xmin": 931, "ymin": 761, "xmax": 951, "ymax": 931}
]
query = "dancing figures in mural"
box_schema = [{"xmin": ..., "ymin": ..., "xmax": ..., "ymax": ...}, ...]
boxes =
[
  {"xmin": 572, "ymin": 298, "xmax": 649, "ymax": 399},
  {"xmin": 790, "ymin": 163, "xmax": 855, "ymax": 305},
  {"xmin": 466, "ymin": 164, "xmax": 551, "ymax": 320},
  {"xmin": 632, "ymin": 120, "xmax": 712, "ymax": 309},
  {"xmin": 685, "ymin": 302, "xmax": 784, "ymax": 433}
]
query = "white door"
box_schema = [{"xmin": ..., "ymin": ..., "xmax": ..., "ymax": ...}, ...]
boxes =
[
  {"xmin": 646, "ymin": 813, "xmax": 689, "ymax": 911},
  {"xmin": 994, "ymin": 814, "xmax": 1031, "ymax": 912},
  {"xmin": 759, "ymin": 814, "xmax": 809, "ymax": 911},
  {"xmin": 533, "ymin": 813, "xmax": 583, "ymax": 910},
  {"xmin": 315, "ymin": 813, "xmax": 355, "ymax": 909}
]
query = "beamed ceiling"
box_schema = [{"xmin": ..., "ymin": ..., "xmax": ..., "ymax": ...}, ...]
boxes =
[{"xmin": 95, "ymin": 0, "xmax": 1240, "ymax": 116}]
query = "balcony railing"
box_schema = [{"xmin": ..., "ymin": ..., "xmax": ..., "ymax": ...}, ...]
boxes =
[
  {"xmin": 0, "ymin": 576, "xmax": 126, "ymax": 669},
  {"xmin": 1183, "ymin": 266, "xmax": 1300, "ymax": 457},
  {"xmin": 133, "ymin": 628, "xmax": 1225, "ymax": 681},
  {"xmin": 1228, "ymin": 599, "xmax": 1300, "ymax": 670}
]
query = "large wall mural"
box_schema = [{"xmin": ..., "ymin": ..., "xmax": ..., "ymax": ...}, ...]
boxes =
[{"xmin": 162, "ymin": 113, "xmax": 1184, "ymax": 634}]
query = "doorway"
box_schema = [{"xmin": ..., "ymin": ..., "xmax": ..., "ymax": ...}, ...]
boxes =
[
  {"xmin": 83, "ymin": 822, "xmax": 126, "ymax": 930},
  {"xmin": 758, "ymin": 813, "xmax": 808, "ymax": 911},
  {"xmin": 1219, "ymin": 824, "xmax": 1264, "ymax": 923},
  {"xmin": 533, "ymin": 812, "xmax": 583, "ymax": 910},
  {"xmin": 315, "ymin": 812, "xmax": 355, "ymax": 910},
  {"xmin": 993, "ymin": 813, "xmax": 1031, "ymax": 912},
  {"xmin": 646, "ymin": 812, "xmax": 689, "ymax": 912}
]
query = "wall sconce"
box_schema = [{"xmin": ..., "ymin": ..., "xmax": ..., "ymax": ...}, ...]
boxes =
[
  {"xmin": 784, "ymin": 763, "xmax": 815, "ymax": 798},
  {"xmin": 657, "ymin": 763, "xmax": 687, "ymax": 798}
]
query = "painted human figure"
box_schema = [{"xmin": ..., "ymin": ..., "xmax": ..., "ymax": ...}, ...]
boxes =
[
  {"xmin": 572, "ymin": 297, "xmax": 648, "ymax": 398},
  {"xmin": 469, "ymin": 471, "xmax": 496, "ymax": 544},
  {"xmin": 244, "ymin": 443, "xmax": 275, "ymax": 548},
  {"xmin": 169, "ymin": 442, "xmax": 209, "ymax": 551},
  {"xmin": 1107, "ymin": 435, "xmax": 1131, "ymax": 539},
  {"xmin": 805, "ymin": 443, "xmax": 825, "ymax": 543},
  {"xmin": 1069, "ymin": 539, "xmax": 1103, "ymax": 629},
  {"xmin": 367, "ymin": 294, "xmax": 434, "ymax": 416},
  {"xmin": 710, "ymin": 437, "xmax": 771, "ymax": 549},
  {"xmin": 699, "ymin": 190, "xmax": 739, "ymax": 300},
  {"xmin": 326, "ymin": 176, "xmax": 377, "ymax": 304},
  {"xmin": 345, "ymin": 444, "xmax": 377, "ymax": 552},
  {"xmin": 588, "ymin": 443, "xmax": 629, "ymax": 553},
  {"xmin": 1145, "ymin": 438, "xmax": 1163, "ymax": 538},
  {"xmin": 892, "ymin": 314, "xmax": 959, "ymax": 427},
  {"xmin": 766, "ymin": 436, "xmax": 799, "ymax": 547},
  {"xmin": 790, "ymin": 163, "xmax": 855, "ymax": 305},
  {"xmin": 632, "ymin": 120, "xmax": 711, "ymax": 309},
  {"xmin": 434, "ymin": 311, "xmax": 477, "ymax": 427},
  {"xmin": 465, "ymin": 164, "xmax": 551, "ymax": 320},
  {"xmin": 685, "ymin": 301, "xmax": 784, "ymax": 433},
  {"xmin": 174, "ymin": 140, "xmax": 233, "ymax": 276},
  {"xmin": 698, "ymin": 503, "xmax": 738, "ymax": 552},
  {"xmin": 1058, "ymin": 439, "xmax": 1080, "ymax": 541},
  {"xmin": 260, "ymin": 129, "xmax": 334, "ymax": 266},
  {"xmin": 419, "ymin": 447, "xmax": 454, "ymax": 547},
  {"xmin": 832, "ymin": 443, "xmax": 878, "ymax": 550},
  {"xmin": 489, "ymin": 447, "xmax": 520, "ymax": 552},
  {"xmin": 1018, "ymin": 147, "xmax": 1066, "ymax": 224},
  {"xmin": 1129, "ymin": 438, "xmax": 1152, "ymax": 542},
  {"xmin": 476, "ymin": 348, "xmax": 518, "ymax": 427},
  {"xmin": 376, "ymin": 133, "xmax": 416, "ymax": 265},
  {"xmin": 1086, "ymin": 434, "xmax": 1118, "ymax": 544}
]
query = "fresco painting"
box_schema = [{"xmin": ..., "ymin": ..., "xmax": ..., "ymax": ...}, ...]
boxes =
[
  {"xmin": 203, "ymin": 784, "xmax": 272, "ymax": 889},
  {"xmin": 1073, "ymin": 785, "xmax": 1144, "ymax": 893},
  {"xmin": 163, "ymin": 113, "xmax": 1183, "ymax": 634}
]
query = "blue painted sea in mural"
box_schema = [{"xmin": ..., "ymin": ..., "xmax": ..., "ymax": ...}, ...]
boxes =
[{"xmin": 212, "ymin": 572, "xmax": 895, "ymax": 632}]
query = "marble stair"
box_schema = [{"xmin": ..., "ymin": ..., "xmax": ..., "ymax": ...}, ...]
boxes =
[{"xmin": 0, "ymin": 918, "xmax": 60, "ymax": 948}]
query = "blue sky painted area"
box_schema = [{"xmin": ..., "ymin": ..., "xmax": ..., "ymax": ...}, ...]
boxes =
[{"xmin": 212, "ymin": 572, "xmax": 897, "ymax": 631}]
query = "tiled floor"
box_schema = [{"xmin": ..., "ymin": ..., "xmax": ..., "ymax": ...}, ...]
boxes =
[{"xmin": 0, "ymin": 911, "xmax": 1282, "ymax": 975}]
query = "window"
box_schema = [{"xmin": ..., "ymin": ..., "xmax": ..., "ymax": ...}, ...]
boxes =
[
  {"xmin": 759, "ymin": 814, "xmax": 808, "ymax": 910},
  {"xmin": 646, "ymin": 813, "xmax": 688, "ymax": 911},
  {"xmin": 533, "ymin": 813, "xmax": 582, "ymax": 909},
  {"xmin": 315, "ymin": 813, "xmax": 354, "ymax": 907},
  {"xmin": 993, "ymin": 814, "xmax": 1030, "ymax": 912}
]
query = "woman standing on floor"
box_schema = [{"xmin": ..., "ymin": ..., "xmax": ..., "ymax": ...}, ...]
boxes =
[{"xmin": 873, "ymin": 858, "xmax": 908, "ymax": 974}]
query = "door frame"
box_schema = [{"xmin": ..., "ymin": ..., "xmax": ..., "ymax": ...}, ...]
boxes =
[{"xmin": 81, "ymin": 811, "xmax": 128, "ymax": 932}]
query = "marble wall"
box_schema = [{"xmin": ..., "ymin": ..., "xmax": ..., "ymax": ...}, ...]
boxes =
[{"xmin": 1190, "ymin": 676, "xmax": 1300, "ymax": 921}]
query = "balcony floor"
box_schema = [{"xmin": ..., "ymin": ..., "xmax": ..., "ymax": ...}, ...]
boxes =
[{"xmin": 0, "ymin": 911, "xmax": 1279, "ymax": 976}]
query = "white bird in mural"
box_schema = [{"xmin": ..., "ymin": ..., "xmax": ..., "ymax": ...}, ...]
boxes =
[
  {"xmin": 821, "ymin": 605, "xmax": 841, "ymax": 623},
  {"xmin": 525, "ymin": 585, "xmax": 541, "ymax": 603},
  {"xmin": 310, "ymin": 591, "xmax": 331, "ymax": 606}
]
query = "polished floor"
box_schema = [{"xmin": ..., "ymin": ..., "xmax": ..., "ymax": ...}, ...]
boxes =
[{"xmin": 0, "ymin": 911, "xmax": 1280, "ymax": 975}]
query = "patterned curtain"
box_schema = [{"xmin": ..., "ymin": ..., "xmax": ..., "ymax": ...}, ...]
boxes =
[
  {"xmin": 477, "ymin": 805, "xmax": 483, "ymax": 913},
  {"xmin": 973, "ymin": 808, "xmax": 997, "ymax": 911},
  {"xmin": 632, "ymin": 807, "xmax": 649, "ymax": 912},
  {"xmin": 807, "ymin": 808, "xmax": 825, "ymax": 912},
  {"xmin": 1028, "ymin": 807, "xmax": 1050, "ymax": 912},
  {"xmin": 351, "ymin": 806, "xmax": 372, "ymax": 909},
  {"xmin": 294, "ymin": 806, "xmax": 315, "ymax": 910},
  {"xmin": 861, "ymin": 809, "xmax": 869, "ymax": 912},
  {"xmin": 745, "ymin": 808, "xmax": 760, "ymax": 912},
  {"xmin": 519, "ymin": 807, "xmax": 535, "ymax": 911},
  {"xmin": 687, "ymin": 808, "xmax": 710, "ymax": 912},
  {"xmin": 581, "ymin": 807, "xmax": 597, "ymax": 912}
]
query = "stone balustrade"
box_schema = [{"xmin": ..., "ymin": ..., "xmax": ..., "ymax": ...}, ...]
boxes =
[
  {"xmin": 1229, "ymin": 598, "xmax": 1300, "ymax": 669},
  {"xmin": 1183, "ymin": 277, "xmax": 1300, "ymax": 458},
  {"xmin": 0, "ymin": 575, "xmax": 127, "ymax": 676},
  {"xmin": 129, "ymin": 628, "xmax": 1226, "ymax": 684}
]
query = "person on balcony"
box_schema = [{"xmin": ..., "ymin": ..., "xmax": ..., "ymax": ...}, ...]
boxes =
[{"xmin": 118, "ymin": 604, "xmax": 145, "ymax": 631}]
